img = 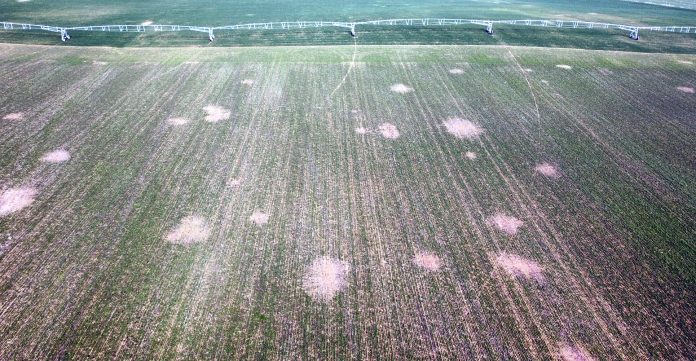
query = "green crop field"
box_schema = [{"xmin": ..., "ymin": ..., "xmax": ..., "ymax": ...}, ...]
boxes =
[
  {"xmin": 1, "ymin": 0, "xmax": 696, "ymax": 360},
  {"xmin": 0, "ymin": 43, "xmax": 694, "ymax": 359}
]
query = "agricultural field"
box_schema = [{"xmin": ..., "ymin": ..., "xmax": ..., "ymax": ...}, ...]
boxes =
[{"xmin": 0, "ymin": 42, "xmax": 694, "ymax": 359}]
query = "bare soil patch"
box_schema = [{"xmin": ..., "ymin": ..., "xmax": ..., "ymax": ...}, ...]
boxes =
[
  {"xmin": 390, "ymin": 83, "xmax": 414, "ymax": 94},
  {"xmin": 165, "ymin": 215, "xmax": 210, "ymax": 245},
  {"xmin": 556, "ymin": 64, "xmax": 573, "ymax": 70},
  {"xmin": 677, "ymin": 60, "xmax": 693, "ymax": 65},
  {"xmin": 203, "ymin": 105, "xmax": 231, "ymax": 123},
  {"xmin": 559, "ymin": 345, "xmax": 595, "ymax": 361},
  {"xmin": 228, "ymin": 178, "xmax": 242, "ymax": 187},
  {"xmin": 302, "ymin": 256, "xmax": 350, "ymax": 302},
  {"xmin": 449, "ymin": 68, "xmax": 464, "ymax": 74},
  {"xmin": 249, "ymin": 211, "xmax": 269, "ymax": 225},
  {"xmin": 535, "ymin": 162, "xmax": 560, "ymax": 178},
  {"xmin": 465, "ymin": 151, "xmax": 477, "ymax": 160},
  {"xmin": 378, "ymin": 123, "xmax": 400, "ymax": 139},
  {"xmin": 241, "ymin": 79, "xmax": 254, "ymax": 86},
  {"xmin": 443, "ymin": 118, "xmax": 484, "ymax": 140},
  {"xmin": 2, "ymin": 112, "xmax": 24, "ymax": 121},
  {"xmin": 354, "ymin": 127, "xmax": 369, "ymax": 135},
  {"xmin": 40, "ymin": 149, "xmax": 70, "ymax": 163},
  {"xmin": 141, "ymin": 20, "xmax": 153, "ymax": 26},
  {"xmin": 0, "ymin": 187, "xmax": 37, "ymax": 217},
  {"xmin": 677, "ymin": 86, "xmax": 695, "ymax": 94},
  {"xmin": 166, "ymin": 117, "xmax": 191, "ymax": 126},
  {"xmin": 413, "ymin": 251, "xmax": 442, "ymax": 272},
  {"xmin": 495, "ymin": 252, "xmax": 543, "ymax": 281},
  {"xmin": 487, "ymin": 213, "xmax": 523, "ymax": 235}
]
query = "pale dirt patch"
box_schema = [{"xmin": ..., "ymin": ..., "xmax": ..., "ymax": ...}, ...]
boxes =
[
  {"xmin": 203, "ymin": 105, "xmax": 231, "ymax": 123},
  {"xmin": 0, "ymin": 187, "xmax": 37, "ymax": 217},
  {"xmin": 495, "ymin": 252, "xmax": 544, "ymax": 281},
  {"xmin": 249, "ymin": 211, "xmax": 269, "ymax": 225},
  {"xmin": 449, "ymin": 68, "xmax": 465, "ymax": 74},
  {"xmin": 559, "ymin": 345, "xmax": 595, "ymax": 361},
  {"xmin": 535, "ymin": 162, "xmax": 560, "ymax": 178},
  {"xmin": 40, "ymin": 149, "xmax": 70, "ymax": 163},
  {"xmin": 413, "ymin": 251, "xmax": 442, "ymax": 272},
  {"xmin": 350, "ymin": 109, "xmax": 361, "ymax": 114},
  {"xmin": 2, "ymin": 113, "xmax": 24, "ymax": 121},
  {"xmin": 487, "ymin": 213, "xmax": 523, "ymax": 235},
  {"xmin": 378, "ymin": 123, "xmax": 400, "ymax": 139},
  {"xmin": 165, "ymin": 215, "xmax": 210, "ymax": 245},
  {"xmin": 355, "ymin": 127, "xmax": 369, "ymax": 135},
  {"xmin": 677, "ymin": 60, "xmax": 693, "ymax": 65},
  {"xmin": 390, "ymin": 83, "xmax": 414, "ymax": 94},
  {"xmin": 302, "ymin": 256, "xmax": 350, "ymax": 302},
  {"xmin": 166, "ymin": 117, "xmax": 191, "ymax": 126},
  {"xmin": 92, "ymin": 61, "xmax": 108, "ymax": 66},
  {"xmin": 556, "ymin": 64, "xmax": 573, "ymax": 70},
  {"xmin": 228, "ymin": 178, "xmax": 242, "ymax": 187},
  {"xmin": 523, "ymin": 68, "xmax": 534, "ymax": 73},
  {"xmin": 597, "ymin": 68, "xmax": 613, "ymax": 76},
  {"xmin": 677, "ymin": 86, "xmax": 695, "ymax": 94},
  {"xmin": 241, "ymin": 79, "xmax": 254, "ymax": 86},
  {"xmin": 540, "ymin": 80, "xmax": 549, "ymax": 85},
  {"xmin": 443, "ymin": 118, "xmax": 484, "ymax": 140},
  {"xmin": 141, "ymin": 20, "xmax": 153, "ymax": 26},
  {"xmin": 465, "ymin": 151, "xmax": 477, "ymax": 160}
]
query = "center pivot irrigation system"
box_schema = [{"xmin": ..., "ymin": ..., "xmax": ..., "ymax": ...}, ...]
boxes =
[{"xmin": 2, "ymin": 18, "xmax": 696, "ymax": 43}]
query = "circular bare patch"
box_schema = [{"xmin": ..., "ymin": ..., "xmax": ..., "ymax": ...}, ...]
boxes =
[
  {"xmin": 559, "ymin": 344, "xmax": 595, "ymax": 361},
  {"xmin": 556, "ymin": 64, "xmax": 572, "ymax": 70},
  {"xmin": 465, "ymin": 151, "xmax": 477, "ymax": 160},
  {"xmin": 166, "ymin": 117, "xmax": 191, "ymax": 126},
  {"xmin": 249, "ymin": 211, "xmax": 269, "ymax": 225},
  {"xmin": 535, "ymin": 162, "xmax": 560, "ymax": 178},
  {"xmin": 495, "ymin": 252, "xmax": 543, "ymax": 281},
  {"xmin": 165, "ymin": 215, "xmax": 210, "ymax": 245},
  {"xmin": 40, "ymin": 149, "xmax": 71, "ymax": 163},
  {"xmin": 2, "ymin": 112, "xmax": 24, "ymax": 121},
  {"xmin": 355, "ymin": 127, "xmax": 369, "ymax": 135},
  {"xmin": 203, "ymin": 105, "xmax": 231, "ymax": 123},
  {"xmin": 302, "ymin": 256, "xmax": 350, "ymax": 302},
  {"xmin": 390, "ymin": 83, "xmax": 414, "ymax": 94},
  {"xmin": 443, "ymin": 118, "xmax": 484, "ymax": 140},
  {"xmin": 378, "ymin": 123, "xmax": 400, "ymax": 139},
  {"xmin": 677, "ymin": 86, "xmax": 695, "ymax": 94},
  {"xmin": 241, "ymin": 79, "xmax": 254, "ymax": 86},
  {"xmin": 487, "ymin": 213, "xmax": 523, "ymax": 235},
  {"xmin": 449, "ymin": 68, "xmax": 464, "ymax": 74},
  {"xmin": 413, "ymin": 251, "xmax": 442, "ymax": 272},
  {"xmin": 0, "ymin": 187, "xmax": 37, "ymax": 217}
]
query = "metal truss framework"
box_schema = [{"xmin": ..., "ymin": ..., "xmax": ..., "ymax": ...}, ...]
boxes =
[{"xmin": 2, "ymin": 18, "xmax": 696, "ymax": 42}]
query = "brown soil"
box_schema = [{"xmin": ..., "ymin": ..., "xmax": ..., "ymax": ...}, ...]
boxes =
[
  {"xmin": 413, "ymin": 251, "xmax": 442, "ymax": 271},
  {"xmin": 0, "ymin": 187, "xmax": 37, "ymax": 217},
  {"xmin": 495, "ymin": 252, "xmax": 544, "ymax": 281},
  {"xmin": 302, "ymin": 256, "xmax": 350, "ymax": 302},
  {"xmin": 390, "ymin": 83, "xmax": 414, "ymax": 94},
  {"xmin": 535, "ymin": 163, "xmax": 560, "ymax": 178},
  {"xmin": 378, "ymin": 123, "xmax": 400, "ymax": 139},
  {"xmin": 488, "ymin": 213, "xmax": 524, "ymax": 235},
  {"xmin": 40, "ymin": 149, "xmax": 71, "ymax": 163},
  {"xmin": 203, "ymin": 105, "xmax": 231, "ymax": 123},
  {"xmin": 165, "ymin": 215, "xmax": 210, "ymax": 245},
  {"xmin": 2, "ymin": 113, "xmax": 24, "ymax": 121},
  {"xmin": 443, "ymin": 118, "xmax": 484, "ymax": 140},
  {"xmin": 249, "ymin": 211, "xmax": 269, "ymax": 225}
]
